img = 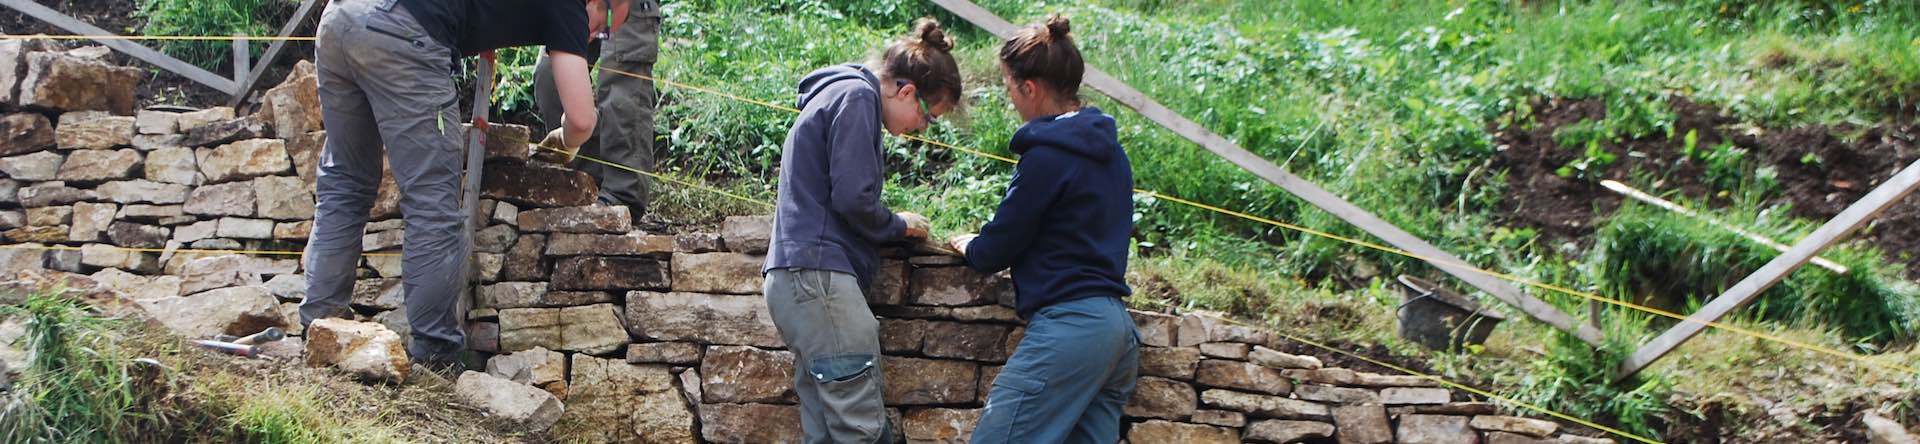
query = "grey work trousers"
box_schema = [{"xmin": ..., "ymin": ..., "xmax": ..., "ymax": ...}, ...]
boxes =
[
  {"xmin": 301, "ymin": 0, "xmax": 467, "ymax": 362},
  {"xmin": 532, "ymin": 0, "xmax": 659, "ymax": 213},
  {"xmin": 764, "ymin": 268, "xmax": 892, "ymax": 444}
]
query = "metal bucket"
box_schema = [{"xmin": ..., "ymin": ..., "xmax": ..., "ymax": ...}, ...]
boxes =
[{"xmin": 1395, "ymin": 275, "xmax": 1506, "ymax": 351}]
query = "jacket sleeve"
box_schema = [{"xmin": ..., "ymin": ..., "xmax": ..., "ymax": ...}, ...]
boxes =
[
  {"xmin": 965, "ymin": 148, "xmax": 1071, "ymax": 273},
  {"xmin": 825, "ymin": 89, "xmax": 907, "ymax": 244}
]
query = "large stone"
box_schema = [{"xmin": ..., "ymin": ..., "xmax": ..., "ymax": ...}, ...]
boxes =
[
  {"xmin": 91, "ymin": 269, "xmax": 178, "ymax": 304},
  {"xmin": 485, "ymin": 346, "xmax": 567, "ymax": 397},
  {"xmin": 1397, "ymin": 414, "xmax": 1477, "ymax": 444},
  {"xmin": 670, "ymin": 252, "xmax": 764, "ymax": 295},
  {"xmin": 701, "ymin": 345, "xmax": 797, "ymax": 404},
  {"xmin": 198, "ymin": 139, "xmax": 290, "ymax": 183},
  {"xmin": 1126, "ymin": 420, "xmax": 1238, "ymax": 444},
  {"xmin": 454, "ymin": 371, "xmax": 564, "ymax": 432},
  {"xmin": 517, "ymin": 205, "xmax": 630, "ymax": 233},
  {"xmin": 1284, "ymin": 367, "xmax": 1359, "ymax": 386},
  {"xmin": 4, "ymin": 225, "xmax": 66, "ymax": 242},
  {"xmin": 867, "ymin": 260, "xmax": 908, "ymax": 306},
  {"xmin": 879, "ymin": 318, "xmax": 928, "ymax": 353},
  {"xmin": 56, "ymin": 148, "xmax": 143, "ymax": 184},
  {"xmin": 1486, "ymin": 432, "xmax": 1555, "ymax": 444},
  {"xmin": 253, "ymin": 176, "xmax": 314, "ymax": 220},
  {"xmin": 284, "ymin": 131, "xmax": 323, "ymax": 187},
  {"xmin": 626, "ymin": 342, "xmax": 703, "ymax": 365},
  {"xmin": 1393, "ymin": 403, "xmax": 1502, "ymax": 416},
  {"xmin": 720, "ymin": 215, "xmax": 771, "ymax": 254},
  {"xmin": 362, "ymin": 228, "xmax": 404, "ymax": 252},
  {"xmin": 68, "ymin": 202, "xmax": 115, "ymax": 242},
  {"xmin": 626, "ymin": 291, "xmax": 782, "ymax": 348},
  {"xmin": 470, "ymin": 224, "xmax": 518, "ymax": 254},
  {"xmin": 55, "ymin": 116, "xmax": 135, "ymax": 150},
  {"xmin": 262, "ymin": 273, "xmax": 306, "ymax": 301},
  {"xmin": 903, "ymin": 408, "xmax": 981, "ymax": 443},
  {"xmin": 78, "ymin": 243, "xmax": 157, "ymax": 272},
  {"xmin": 0, "ymin": 243, "xmax": 43, "ymax": 273},
  {"xmin": 257, "ymin": 61, "xmax": 321, "ymax": 137},
  {"xmin": 132, "ymin": 133, "xmax": 184, "ymax": 151},
  {"xmin": 273, "ymin": 221, "xmax": 311, "ymax": 241},
  {"xmin": 1334, "ymin": 404, "xmax": 1394, "ymax": 444},
  {"xmin": 0, "ymin": 150, "xmax": 62, "ymax": 180},
  {"xmin": 1295, "ymin": 384, "xmax": 1379, "ymax": 404},
  {"xmin": 480, "ymin": 161, "xmax": 596, "ymax": 208},
  {"xmin": 1124, "ymin": 376, "xmax": 1197, "ymax": 420},
  {"xmin": 1131, "ymin": 310, "xmax": 1180, "ymax": 348},
  {"xmin": 472, "ymin": 122, "xmax": 532, "ymax": 161},
  {"xmin": 477, "ymin": 281, "xmax": 547, "ymax": 310},
  {"xmin": 700, "ymin": 403, "xmax": 802, "ymax": 444},
  {"xmin": 1199, "ymin": 342, "xmax": 1250, "ymax": 360},
  {"xmin": 23, "ymin": 206, "xmax": 64, "ymax": 226},
  {"xmin": 1139, "ymin": 346, "xmax": 1202, "ymax": 380},
  {"xmin": 1178, "ymin": 312, "xmax": 1271, "ymax": 347},
  {"xmin": 19, "ymin": 182, "xmax": 100, "ymax": 207},
  {"xmin": 215, "ymin": 217, "xmax": 274, "ymax": 240},
  {"xmin": 135, "ymin": 109, "xmax": 180, "ymax": 135},
  {"xmin": 0, "ymin": 39, "xmax": 62, "ymax": 105},
  {"xmin": 372, "ymin": 306, "xmax": 410, "ymax": 339},
  {"xmin": 558, "ymin": 356, "xmax": 696, "ymax": 443},
  {"xmin": 0, "ymin": 178, "xmax": 16, "ymax": 205},
  {"xmin": 1245, "ymin": 420, "xmax": 1336, "ymax": 443},
  {"xmin": 1250, "ymin": 345, "xmax": 1322, "ymax": 370},
  {"xmin": 95, "ymin": 179, "xmax": 189, "ymax": 205},
  {"xmin": 179, "ymin": 255, "xmax": 263, "ymax": 295},
  {"xmin": 498, "ymin": 304, "xmax": 627, "ymax": 354},
  {"xmin": 883, "ymin": 357, "xmax": 978, "ymax": 405},
  {"xmin": 1195, "ymin": 359, "xmax": 1291, "ymax": 395},
  {"xmin": 172, "ymin": 220, "xmax": 218, "ymax": 243},
  {"xmin": 183, "ymin": 181, "xmax": 256, "ymax": 216},
  {"xmin": 467, "ymin": 321, "xmax": 500, "ymax": 353},
  {"xmin": 0, "ymin": 209, "xmax": 19, "ymax": 229},
  {"xmin": 1382, "ymin": 387, "xmax": 1452, "ymax": 405},
  {"xmin": 179, "ymin": 116, "xmax": 270, "ymax": 148},
  {"xmin": 173, "ymin": 107, "xmax": 235, "ymax": 133},
  {"xmin": 921, "ymin": 321, "xmax": 1013, "ymax": 362},
  {"xmin": 1472, "ymin": 415, "xmax": 1559, "ymax": 439},
  {"xmin": 1199, "ymin": 389, "xmax": 1330, "ymax": 420},
  {"xmin": 495, "ymin": 233, "xmax": 545, "ymax": 281},
  {"xmin": 304, "ymin": 318, "xmax": 409, "ymax": 383},
  {"xmin": 552, "ymin": 256, "xmax": 669, "ymax": 291},
  {"xmin": 117, "ymin": 204, "xmax": 184, "ymax": 221},
  {"xmin": 545, "ymin": 232, "xmax": 674, "ymax": 256},
  {"xmin": 139, "ymin": 285, "xmax": 285, "ymax": 338},
  {"xmin": 674, "ymin": 232, "xmax": 721, "ymax": 253},
  {"xmin": 0, "ymin": 113, "xmax": 54, "ymax": 156},
  {"xmin": 909, "ymin": 266, "xmax": 1011, "ymax": 307},
  {"xmin": 19, "ymin": 51, "xmax": 142, "ymax": 114}
]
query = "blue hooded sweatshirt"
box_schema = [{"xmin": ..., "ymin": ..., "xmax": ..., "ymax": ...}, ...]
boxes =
[
  {"xmin": 964, "ymin": 107, "xmax": 1135, "ymax": 319},
  {"xmin": 763, "ymin": 64, "xmax": 906, "ymax": 290}
]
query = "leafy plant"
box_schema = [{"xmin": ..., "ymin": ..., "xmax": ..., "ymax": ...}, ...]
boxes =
[{"xmin": 135, "ymin": 0, "xmax": 283, "ymax": 70}]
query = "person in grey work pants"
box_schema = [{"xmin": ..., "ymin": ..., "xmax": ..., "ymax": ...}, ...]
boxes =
[
  {"xmin": 300, "ymin": 0, "xmax": 467, "ymax": 367},
  {"xmin": 532, "ymin": 0, "xmax": 659, "ymax": 214}
]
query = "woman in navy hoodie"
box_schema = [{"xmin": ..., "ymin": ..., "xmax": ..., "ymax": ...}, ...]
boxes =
[
  {"xmin": 763, "ymin": 18, "xmax": 962, "ymax": 444},
  {"xmin": 951, "ymin": 15, "xmax": 1139, "ymax": 444}
]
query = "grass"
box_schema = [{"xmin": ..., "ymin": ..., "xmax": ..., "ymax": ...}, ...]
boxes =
[
  {"xmin": 135, "ymin": 0, "xmax": 286, "ymax": 70},
  {"xmin": 0, "ymin": 291, "xmax": 505, "ymax": 443}
]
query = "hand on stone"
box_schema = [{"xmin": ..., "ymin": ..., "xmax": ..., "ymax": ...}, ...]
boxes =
[
  {"xmin": 899, "ymin": 212, "xmax": 931, "ymax": 240},
  {"xmin": 540, "ymin": 127, "xmax": 579, "ymax": 163},
  {"xmin": 947, "ymin": 233, "xmax": 977, "ymax": 258}
]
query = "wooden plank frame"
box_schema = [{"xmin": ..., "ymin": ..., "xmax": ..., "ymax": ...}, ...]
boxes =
[
  {"xmin": 928, "ymin": 0, "xmax": 1605, "ymax": 346},
  {"xmin": 1, "ymin": 0, "xmax": 239, "ymax": 94},
  {"xmin": 229, "ymin": 0, "xmax": 324, "ymax": 106},
  {"xmin": 1617, "ymin": 158, "xmax": 1920, "ymax": 379}
]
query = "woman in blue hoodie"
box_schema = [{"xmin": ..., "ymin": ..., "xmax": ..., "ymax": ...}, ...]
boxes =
[
  {"xmin": 950, "ymin": 15, "xmax": 1139, "ymax": 444},
  {"xmin": 763, "ymin": 18, "xmax": 962, "ymax": 444}
]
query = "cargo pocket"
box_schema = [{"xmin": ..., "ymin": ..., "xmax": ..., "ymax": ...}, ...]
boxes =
[
  {"xmin": 975, "ymin": 369, "xmax": 1046, "ymax": 442},
  {"xmin": 811, "ymin": 353, "xmax": 885, "ymax": 437}
]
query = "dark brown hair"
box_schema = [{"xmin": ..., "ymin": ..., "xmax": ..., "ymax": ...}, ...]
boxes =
[
  {"xmin": 873, "ymin": 17, "xmax": 962, "ymax": 108},
  {"xmin": 999, "ymin": 14, "xmax": 1083, "ymax": 100}
]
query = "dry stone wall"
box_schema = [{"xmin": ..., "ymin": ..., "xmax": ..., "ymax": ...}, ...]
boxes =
[{"xmin": 0, "ymin": 38, "xmax": 1623, "ymax": 443}]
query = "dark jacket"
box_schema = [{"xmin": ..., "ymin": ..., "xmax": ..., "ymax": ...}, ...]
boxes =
[
  {"xmin": 763, "ymin": 64, "xmax": 905, "ymax": 290},
  {"xmin": 964, "ymin": 107, "xmax": 1135, "ymax": 318}
]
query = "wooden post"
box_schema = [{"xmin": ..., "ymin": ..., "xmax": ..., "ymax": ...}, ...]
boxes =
[
  {"xmin": 1617, "ymin": 159, "xmax": 1920, "ymax": 379},
  {"xmin": 0, "ymin": 0, "xmax": 238, "ymax": 94},
  {"xmin": 459, "ymin": 56, "xmax": 494, "ymax": 318},
  {"xmin": 929, "ymin": 0, "xmax": 1605, "ymax": 346},
  {"xmin": 231, "ymin": 34, "xmax": 250, "ymax": 84},
  {"xmin": 229, "ymin": 0, "xmax": 324, "ymax": 107}
]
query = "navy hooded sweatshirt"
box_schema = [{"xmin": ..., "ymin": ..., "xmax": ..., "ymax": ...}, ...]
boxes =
[
  {"xmin": 763, "ymin": 64, "xmax": 906, "ymax": 290},
  {"xmin": 964, "ymin": 107, "xmax": 1135, "ymax": 319}
]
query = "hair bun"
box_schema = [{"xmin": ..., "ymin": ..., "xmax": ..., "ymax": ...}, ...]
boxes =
[
  {"xmin": 914, "ymin": 18, "xmax": 954, "ymax": 52},
  {"xmin": 1043, "ymin": 14, "xmax": 1071, "ymax": 39}
]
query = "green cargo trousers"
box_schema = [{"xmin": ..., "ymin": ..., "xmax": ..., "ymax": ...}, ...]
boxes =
[{"xmin": 532, "ymin": 0, "xmax": 659, "ymax": 214}]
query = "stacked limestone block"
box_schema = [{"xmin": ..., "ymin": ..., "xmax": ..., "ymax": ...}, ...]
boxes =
[{"xmin": 0, "ymin": 40, "xmax": 1629, "ymax": 443}]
